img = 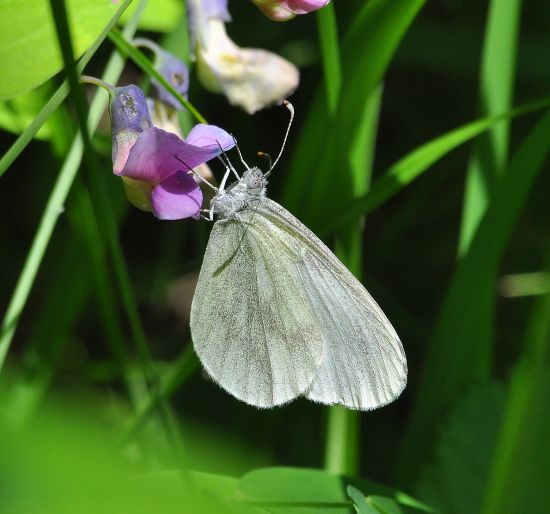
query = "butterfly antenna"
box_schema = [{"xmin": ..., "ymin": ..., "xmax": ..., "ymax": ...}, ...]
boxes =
[
  {"xmin": 233, "ymin": 135, "xmax": 251, "ymax": 170},
  {"xmin": 216, "ymin": 140, "xmax": 241, "ymax": 180},
  {"xmin": 174, "ymin": 155, "xmax": 218, "ymax": 191},
  {"xmin": 265, "ymin": 100, "xmax": 294, "ymax": 178}
]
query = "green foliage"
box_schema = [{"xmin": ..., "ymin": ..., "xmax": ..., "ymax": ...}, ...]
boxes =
[
  {"xmin": 0, "ymin": 0, "xmax": 120, "ymax": 100},
  {"xmin": 417, "ymin": 372, "xmax": 550, "ymax": 514},
  {"xmin": 0, "ymin": 404, "xmax": 430, "ymax": 514},
  {"xmin": 0, "ymin": 0, "xmax": 133, "ymax": 177},
  {"xmin": 284, "ymin": 0, "xmax": 426, "ymax": 231},
  {"xmin": 1, "ymin": 0, "xmax": 549, "ymax": 513},
  {"xmin": 120, "ymin": 0, "xmax": 183, "ymax": 32},
  {"xmin": 401, "ymin": 109, "xmax": 550, "ymax": 478},
  {"xmin": 348, "ymin": 485, "xmax": 404, "ymax": 514},
  {"xmin": 325, "ymin": 96, "xmax": 550, "ymax": 233},
  {"xmin": 0, "ymin": 82, "xmax": 59, "ymax": 140}
]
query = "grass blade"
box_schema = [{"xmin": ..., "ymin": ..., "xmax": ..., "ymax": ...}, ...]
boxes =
[
  {"xmin": 0, "ymin": 1, "xmax": 146, "ymax": 374},
  {"xmin": 283, "ymin": 0, "xmax": 425, "ymax": 231},
  {"xmin": 49, "ymin": 0, "xmax": 186, "ymax": 461},
  {"xmin": 316, "ymin": 3, "xmax": 341, "ymax": 114},
  {"xmin": 324, "ymin": 96, "xmax": 550, "ymax": 234},
  {"xmin": 121, "ymin": 345, "xmax": 200, "ymax": 442},
  {"xmin": 459, "ymin": 0, "xmax": 522, "ymax": 254},
  {"xmin": 399, "ymin": 0, "xmax": 523, "ymax": 482},
  {"xmin": 481, "ymin": 246, "xmax": 550, "ymax": 514}
]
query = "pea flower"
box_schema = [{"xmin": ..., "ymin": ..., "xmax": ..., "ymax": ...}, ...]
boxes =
[
  {"xmin": 187, "ymin": 0, "xmax": 299, "ymax": 114},
  {"xmin": 129, "ymin": 42, "xmax": 217, "ymax": 189},
  {"xmin": 109, "ymin": 84, "xmax": 234, "ymax": 220},
  {"xmin": 252, "ymin": 0, "xmax": 331, "ymax": 21}
]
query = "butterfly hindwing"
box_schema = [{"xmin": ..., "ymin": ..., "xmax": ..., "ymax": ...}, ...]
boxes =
[{"xmin": 255, "ymin": 198, "xmax": 407, "ymax": 410}]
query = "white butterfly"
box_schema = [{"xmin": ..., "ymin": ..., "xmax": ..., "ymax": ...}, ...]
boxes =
[{"xmin": 189, "ymin": 103, "xmax": 406, "ymax": 410}]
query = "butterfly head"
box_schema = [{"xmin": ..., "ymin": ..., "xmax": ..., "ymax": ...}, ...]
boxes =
[{"xmin": 241, "ymin": 167, "xmax": 267, "ymax": 194}]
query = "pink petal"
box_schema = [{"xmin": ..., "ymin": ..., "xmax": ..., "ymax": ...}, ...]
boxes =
[
  {"xmin": 120, "ymin": 127, "xmax": 235, "ymax": 184},
  {"xmin": 185, "ymin": 123, "xmax": 235, "ymax": 153},
  {"xmin": 151, "ymin": 171, "xmax": 203, "ymax": 220},
  {"xmin": 283, "ymin": 0, "xmax": 330, "ymax": 14}
]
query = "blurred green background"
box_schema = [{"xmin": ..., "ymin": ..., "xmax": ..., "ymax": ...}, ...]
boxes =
[{"xmin": 1, "ymin": 0, "xmax": 549, "ymax": 512}]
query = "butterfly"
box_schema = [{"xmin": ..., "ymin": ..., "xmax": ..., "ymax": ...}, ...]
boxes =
[{"xmin": 189, "ymin": 102, "xmax": 406, "ymax": 410}]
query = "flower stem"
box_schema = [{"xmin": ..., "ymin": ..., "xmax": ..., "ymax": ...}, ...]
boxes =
[{"xmin": 80, "ymin": 75, "xmax": 115, "ymax": 92}]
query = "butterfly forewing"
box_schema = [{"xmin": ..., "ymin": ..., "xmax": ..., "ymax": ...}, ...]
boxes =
[
  {"xmin": 253, "ymin": 198, "xmax": 407, "ymax": 410},
  {"xmin": 190, "ymin": 214, "xmax": 325, "ymax": 408}
]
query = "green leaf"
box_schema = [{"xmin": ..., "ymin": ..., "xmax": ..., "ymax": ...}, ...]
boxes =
[
  {"xmin": 0, "ymin": 0, "xmax": 143, "ymax": 373},
  {"xmin": 0, "ymin": 82, "xmax": 56, "ymax": 140},
  {"xmin": 316, "ymin": 3, "xmax": 342, "ymax": 115},
  {"xmin": 239, "ymin": 467, "xmax": 349, "ymax": 502},
  {"xmin": 458, "ymin": 0, "xmax": 522, "ymax": 254},
  {"xmin": 367, "ymin": 496, "xmax": 404, "ymax": 514},
  {"xmin": 0, "ymin": 0, "xmax": 133, "ymax": 177},
  {"xmin": 193, "ymin": 472, "xmax": 267, "ymax": 514},
  {"xmin": 236, "ymin": 468, "xmax": 433, "ymax": 514},
  {"xmin": 481, "ymin": 247, "xmax": 550, "ymax": 514},
  {"xmin": 347, "ymin": 485, "xmax": 378, "ymax": 514},
  {"xmin": 416, "ymin": 382, "xmax": 506, "ymax": 514},
  {"xmin": 120, "ymin": 0, "xmax": 183, "ymax": 32},
  {"xmin": 0, "ymin": 404, "xmax": 220, "ymax": 514},
  {"xmin": 0, "ymin": 0, "xmax": 120, "ymax": 100}
]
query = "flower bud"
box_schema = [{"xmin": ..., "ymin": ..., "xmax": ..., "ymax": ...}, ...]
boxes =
[
  {"xmin": 134, "ymin": 39, "xmax": 190, "ymax": 110},
  {"xmin": 109, "ymin": 84, "xmax": 153, "ymax": 175}
]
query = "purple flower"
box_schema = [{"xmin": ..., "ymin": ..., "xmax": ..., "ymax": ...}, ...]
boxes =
[
  {"xmin": 116, "ymin": 124, "xmax": 235, "ymax": 220},
  {"xmin": 133, "ymin": 39, "xmax": 190, "ymax": 110}
]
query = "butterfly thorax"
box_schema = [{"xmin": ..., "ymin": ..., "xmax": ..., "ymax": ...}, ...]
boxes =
[{"xmin": 211, "ymin": 167, "xmax": 268, "ymax": 220}]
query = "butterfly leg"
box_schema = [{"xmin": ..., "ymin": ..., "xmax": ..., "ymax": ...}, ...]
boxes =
[
  {"xmin": 199, "ymin": 208, "xmax": 213, "ymax": 221},
  {"xmin": 174, "ymin": 155, "xmax": 218, "ymax": 191},
  {"xmin": 218, "ymin": 165, "xmax": 233, "ymax": 192}
]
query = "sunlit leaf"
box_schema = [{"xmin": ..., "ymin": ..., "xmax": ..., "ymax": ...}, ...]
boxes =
[
  {"xmin": 0, "ymin": 0, "xmax": 120, "ymax": 100},
  {"xmin": 120, "ymin": 0, "xmax": 183, "ymax": 32},
  {"xmin": 0, "ymin": 82, "xmax": 57, "ymax": 140},
  {"xmin": 367, "ymin": 496, "xmax": 404, "ymax": 514},
  {"xmin": 236, "ymin": 468, "xmax": 432, "ymax": 514},
  {"xmin": 238, "ymin": 467, "xmax": 351, "ymax": 514},
  {"xmin": 347, "ymin": 485, "xmax": 377, "ymax": 514}
]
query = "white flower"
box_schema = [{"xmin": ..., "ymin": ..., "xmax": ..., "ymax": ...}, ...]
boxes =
[{"xmin": 187, "ymin": 0, "xmax": 299, "ymax": 114}]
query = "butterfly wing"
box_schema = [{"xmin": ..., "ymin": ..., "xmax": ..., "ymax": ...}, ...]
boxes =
[
  {"xmin": 256, "ymin": 198, "xmax": 407, "ymax": 410},
  {"xmin": 190, "ymin": 213, "xmax": 325, "ymax": 408}
]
